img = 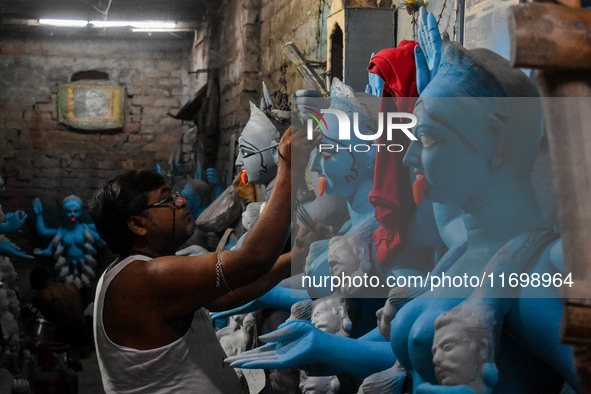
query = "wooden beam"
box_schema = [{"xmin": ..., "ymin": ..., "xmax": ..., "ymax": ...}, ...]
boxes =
[
  {"xmin": 508, "ymin": 3, "xmax": 591, "ymax": 69},
  {"xmin": 510, "ymin": 1, "xmax": 591, "ymax": 389},
  {"xmin": 562, "ymin": 299, "xmax": 591, "ymax": 345},
  {"xmin": 282, "ymin": 42, "xmax": 328, "ymax": 96},
  {"xmin": 534, "ymin": 69, "xmax": 591, "ymax": 394},
  {"xmin": 525, "ymin": 0, "xmax": 581, "ymax": 8},
  {"xmin": 563, "ymin": 298, "xmax": 591, "ymax": 393},
  {"xmin": 535, "ymin": 69, "xmax": 591, "ymax": 299},
  {"xmin": 555, "ymin": 0, "xmax": 581, "ymax": 7}
]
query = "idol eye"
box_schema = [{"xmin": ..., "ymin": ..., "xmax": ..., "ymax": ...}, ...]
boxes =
[
  {"xmin": 419, "ymin": 135, "xmax": 437, "ymax": 147},
  {"xmin": 320, "ymin": 149, "xmax": 337, "ymax": 159},
  {"xmin": 241, "ymin": 148, "xmax": 255, "ymax": 157}
]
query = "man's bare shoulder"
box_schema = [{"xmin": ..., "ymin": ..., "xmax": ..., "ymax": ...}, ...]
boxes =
[
  {"xmin": 108, "ymin": 254, "xmax": 215, "ymax": 292},
  {"xmin": 141, "ymin": 253, "xmax": 216, "ymax": 275},
  {"xmin": 106, "ymin": 258, "xmax": 150, "ymax": 294},
  {"xmin": 103, "ymin": 258, "xmax": 183, "ymax": 348}
]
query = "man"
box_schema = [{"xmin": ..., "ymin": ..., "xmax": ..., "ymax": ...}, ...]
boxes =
[{"xmin": 89, "ymin": 127, "xmax": 320, "ymax": 393}]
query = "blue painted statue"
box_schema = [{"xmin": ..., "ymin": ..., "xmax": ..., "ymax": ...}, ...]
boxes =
[
  {"xmin": 225, "ymin": 56, "xmax": 462, "ymax": 373},
  {"xmin": 225, "ymin": 201, "xmax": 464, "ymax": 379},
  {"xmin": 235, "ymin": 101, "xmax": 281, "ymax": 192},
  {"xmin": 33, "ymin": 195, "xmax": 105, "ymax": 289},
  {"xmin": 0, "ymin": 176, "xmax": 32, "ymax": 260},
  {"xmin": 212, "ymin": 80, "xmax": 383, "ymax": 332},
  {"xmin": 227, "ymin": 8, "xmax": 576, "ymax": 394},
  {"xmin": 388, "ymin": 8, "xmax": 576, "ymax": 393},
  {"xmin": 176, "ymin": 169, "xmax": 225, "ymax": 256},
  {"xmin": 182, "ymin": 168, "xmax": 224, "ymax": 219},
  {"xmin": 303, "ymin": 78, "xmax": 382, "ymax": 299},
  {"xmin": 225, "ymin": 42, "xmax": 429, "ymax": 379}
]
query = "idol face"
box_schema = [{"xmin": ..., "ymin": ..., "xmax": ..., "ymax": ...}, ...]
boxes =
[
  {"xmin": 310, "ymin": 299, "xmax": 342, "ymax": 335},
  {"xmin": 235, "ymin": 130, "xmax": 278, "ymax": 186},
  {"xmin": 310, "ymin": 114, "xmax": 374, "ymax": 200},
  {"xmin": 62, "ymin": 198, "xmax": 82, "ymax": 223},
  {"xmin": 328, "ymin": 236, "xmax": 370, "ymax": 296},
  {"xmin": 403, "ymin": 101, "xmax": 491, "ymax": 208},
  {"xmin": 432, "ymin": 321, "xmax": 483, "ymax": 387},
  {"xmin": 235, "ymin": 103, "xmax": 280, "ymax": 186}
]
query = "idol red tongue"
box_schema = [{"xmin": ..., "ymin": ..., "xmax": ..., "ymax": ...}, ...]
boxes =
[
  {"xmin": 318, "ymin": 175, "xmax": 326, "ymax": 197},
  {"xmin": 413, "ymin": 173, "xmax": 425, "ymax": 206},
  {"xmin": 240, "ymin": 169, "xmax": 248, "ymax": 184}
]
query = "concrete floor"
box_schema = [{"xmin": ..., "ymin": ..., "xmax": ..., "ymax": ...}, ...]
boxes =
[{"xmin": 77, "ymin": 350, "xmax": 104, "ymax": 394}]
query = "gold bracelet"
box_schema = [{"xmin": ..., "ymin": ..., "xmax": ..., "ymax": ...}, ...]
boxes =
[{"xmin": 216, "ymin": 252, "xmax": 233, "ymax": 292}]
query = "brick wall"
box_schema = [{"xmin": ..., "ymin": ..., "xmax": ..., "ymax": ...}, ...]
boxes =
[
  {"xmin": 212, "ymin": 0, "xmax": 330, "ymax": 185},
  {"xmin": 0, "ymin": 36, "xmax": 194, "ymax": 225},
  {"xmin": 4, "ymin": 0, "xmax": 448, "ymax": 214},
  {"xmin": 0, "ymin": 1, "xmax": 330, "ymax": 261},
  {"xmin": 0, "ymin": 0, "xmax": 457, "ymax": 257}
]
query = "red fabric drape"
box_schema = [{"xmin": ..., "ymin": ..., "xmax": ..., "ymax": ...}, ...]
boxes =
[{"xmin": 367, "ymin": 40, "xmax": 419, "ymax": 265}]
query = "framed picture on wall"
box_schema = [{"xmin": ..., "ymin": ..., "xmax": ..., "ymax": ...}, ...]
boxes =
[{"xmin": 58, "ymin": 80, "xmax": 126, "ymax": 130}]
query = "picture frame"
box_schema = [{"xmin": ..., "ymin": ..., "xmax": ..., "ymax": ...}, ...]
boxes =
[{"xmin": 58, "ymin": 80, "xmax": 126, "ymax": 130}]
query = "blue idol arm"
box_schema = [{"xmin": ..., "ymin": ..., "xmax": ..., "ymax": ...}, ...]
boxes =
[
  {"xmin": 416, "ymin": 382, "xmax": 476, "ymax": 394},
  {"xmin": 0, "ymin": 211, "xmax": 27, "ymax": 234},
  {"xmin": 227, "ymin": 320, "xmax": 396, "ymax": 377},
  {"xmin": 0, "ymin": 240, "xmax": 33, "ymax": 259},
  {"xmin": 206, "ymin": 168, "xmax": 224, "ymax": 198},
  {"xmin": 415, "ymin": 8, "xmax": 443, "ymax": 94},
  {"xmin": 34, "ymin": 242, "xmax": 54, "ymax": 257},
  {"xmin": 210, "ymin": 284, "xmax": 310, "ymax": 322},
  {"xmin": 32, "ymin": 198, "xmax": 58, "ymax": 238}
]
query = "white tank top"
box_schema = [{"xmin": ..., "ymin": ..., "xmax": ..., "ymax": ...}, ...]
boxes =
[{"xmin": 93, "ymin": 255, "xmax": 242, "ymax": 393}]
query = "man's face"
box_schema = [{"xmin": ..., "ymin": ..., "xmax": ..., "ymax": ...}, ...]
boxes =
[{"xmin": 143, "ymin": 186, "xmax": 195, "ymax": 251}]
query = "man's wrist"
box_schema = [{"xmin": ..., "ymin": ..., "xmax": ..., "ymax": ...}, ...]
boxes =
[{"xmin": 276, "ymin": 164, "xmax": 293, "ymax": 180}]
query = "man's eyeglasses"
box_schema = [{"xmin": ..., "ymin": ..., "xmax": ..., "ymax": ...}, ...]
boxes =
[{"xmin": 141, "ymin": 191, "xmax": 182, "ymax": 211}]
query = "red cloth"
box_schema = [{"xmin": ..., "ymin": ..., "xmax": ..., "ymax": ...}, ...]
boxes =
[
  {"xmin": 367, "ymin": 40, "xmax": 419, "ymax": 265},
  {"xmin": 368, "ymin": 40, "xmax": 419, "ymax": 102}
]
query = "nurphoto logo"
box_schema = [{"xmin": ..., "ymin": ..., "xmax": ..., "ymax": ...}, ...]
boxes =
[{"xmin": 303, "ymin": 107, "xmax": 417, "ymax": 153}]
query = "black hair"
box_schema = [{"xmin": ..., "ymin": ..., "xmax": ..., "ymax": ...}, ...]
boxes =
[{"xmin": 89, "ymin": 170, "xmax": 167, "ymax": 256}]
